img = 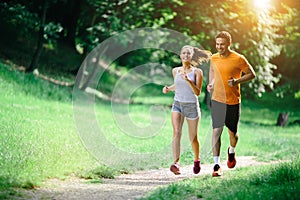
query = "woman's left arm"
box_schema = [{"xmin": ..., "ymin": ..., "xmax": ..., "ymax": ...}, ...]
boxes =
[{"xmin": 185, "ymin": 68, "xmax": 203, "ymax": 96}]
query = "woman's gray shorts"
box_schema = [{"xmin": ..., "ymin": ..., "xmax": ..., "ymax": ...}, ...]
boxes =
[{"xmin": 172, "ymin": 101, "xmax": 200, "ymax": 120}]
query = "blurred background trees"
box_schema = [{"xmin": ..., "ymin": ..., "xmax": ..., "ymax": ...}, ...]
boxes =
[{"xmin": 0, "ymin": 0, "xmax": 299, "ymax": 99}]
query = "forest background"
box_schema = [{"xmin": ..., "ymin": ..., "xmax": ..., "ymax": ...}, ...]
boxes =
[{"xmin": 0, "ymin": 0, "xmax": 299, "ymax": 98}]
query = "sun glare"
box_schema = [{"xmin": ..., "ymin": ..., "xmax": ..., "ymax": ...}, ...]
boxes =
[{"xmin": 254, "ymin": 0, "xmax": 271, "ymax": 9}]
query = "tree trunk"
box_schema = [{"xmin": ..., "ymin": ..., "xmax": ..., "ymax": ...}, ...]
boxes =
[
  {"xmin": 276, "ymin": 113, "xmax": 289, "ymax": 127},
  {"xmin": 27, "ymin": 0, "xmax": 48, "ymax": 73},
  {"xmin": 64, "ymin": 0, "xmax": 83, "ymax": 49}
]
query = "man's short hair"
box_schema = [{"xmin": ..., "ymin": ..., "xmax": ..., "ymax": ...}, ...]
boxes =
[{"xmin": 216, "ymin": 31, "xmax": 232, "ymax": 45}]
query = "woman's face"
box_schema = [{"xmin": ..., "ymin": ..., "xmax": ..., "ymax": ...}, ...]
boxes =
[{"xmin": 180, "ymin": 47, "xmax": 193, "ymax": 63}]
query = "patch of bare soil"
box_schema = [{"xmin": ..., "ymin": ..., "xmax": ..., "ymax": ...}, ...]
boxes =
[{"xmin": 19, "ymin": 156, "xmax": 274, "ymax": 200}]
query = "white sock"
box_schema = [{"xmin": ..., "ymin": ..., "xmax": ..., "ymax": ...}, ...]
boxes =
[
  {"xmin": 229, "ymin": 146, "xmax": 235, "ymax": 154},
  {"xmin": 214, "ymin": 156, "xmax": 220, "ymax": 164}
]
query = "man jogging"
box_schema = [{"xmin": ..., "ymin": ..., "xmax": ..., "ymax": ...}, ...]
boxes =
[{"xmin": 207, "ymin": 31, "xmax": 256, "ymax": 177}]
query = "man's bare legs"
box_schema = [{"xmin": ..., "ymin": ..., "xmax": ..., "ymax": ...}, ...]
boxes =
[
  {"xmin": 212, "ymin": 127, "xmax": 238, "ymax": 156},
  {"xmin": 212, "ymin": 127, "xmax": 223, "ymax": 157},
  {"xmin": 212, "ymin": 127, "xmax": 223, "ymax": 176},
  {"xmin": 227, "ymin": 129, "xmax": 238, "ymax": 168},
  {"xmin": 212, "ymin": 127, "xmax": 238, "ymax": 176},
  {"xmin": 228, "ymin": 129, "xmax": 239, "ymax": 148}
]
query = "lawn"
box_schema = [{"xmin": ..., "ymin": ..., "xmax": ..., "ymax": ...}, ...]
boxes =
[
  {"xmin": 142, "ymin": 157, "xmax": 300, "ymax": 200},
  {"xmin": 0, "ymin": 61, "xmax": 299, "ymax": 199}
]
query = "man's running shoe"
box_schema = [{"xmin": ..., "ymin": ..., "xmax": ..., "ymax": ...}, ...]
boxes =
[
  {"xmin": 170, "ymin": 163, "xmax": 181, "ymax": 175},
  {"xmin": 227, "ymin": 147, "xmax": 236, "ymax": 168},
  {"xmin": 212, "ymin": 164, "xmax": 222, "ymax": 177},
  {"xmin": 193, "ymin": 160, "xmax": 201, "ymax": 174}
]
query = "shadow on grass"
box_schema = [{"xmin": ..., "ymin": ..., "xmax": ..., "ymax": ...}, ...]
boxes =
[
  {"xmin": 240, "ymin": 120, "xmax": 275, "ymax": 127},
  {"xmin": 241, "ymin": 119, "xmax": 300, "ymax": 127},
  {"xmin": 0, "ymin": 175, "xmax": 36, "ymax": 199}
]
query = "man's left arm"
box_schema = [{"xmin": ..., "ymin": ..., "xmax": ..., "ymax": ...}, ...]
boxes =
[{"xmin": 228, "ymin": 67, "xmax": 256, "ymax": 87}]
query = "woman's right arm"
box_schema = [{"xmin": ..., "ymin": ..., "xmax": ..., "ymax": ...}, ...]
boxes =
[
  {"xmin": 163, "ymin": 84, "xmax": 175, "ymax": 94},
  {"xmin": 162, "ymin": 67, "xmax": 177, "ymax": 94}
]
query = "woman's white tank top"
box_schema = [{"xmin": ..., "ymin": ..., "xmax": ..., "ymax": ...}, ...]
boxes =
[{"xmin": 174, "ymin": 68, "xmax": 197, "ymax": 103}]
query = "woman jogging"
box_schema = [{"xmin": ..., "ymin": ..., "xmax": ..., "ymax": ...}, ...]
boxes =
[{"xmin": 162, "ymin": 45, "xmax": 211, "ymax": 175}]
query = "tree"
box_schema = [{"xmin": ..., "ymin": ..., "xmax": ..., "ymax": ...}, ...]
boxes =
[
  {"xmin": 163, "ymin": 0, "xmax": 294, "ymax": 97},
  {"xmin": 27, "ymin": 0, "xmax": 49, "ymax": 73},
  {"xmin": 271, "ymin": 1, "xmax": 300, "ymax": 89},
  {"xmin": 0, "ymin": 0, "xmax": 298, "ymax": 99}
]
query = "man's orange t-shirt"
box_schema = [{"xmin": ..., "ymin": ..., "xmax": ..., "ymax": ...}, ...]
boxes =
[{"xmin": 210, "ymin": 51, "xmax": 252, "ymax": 105}]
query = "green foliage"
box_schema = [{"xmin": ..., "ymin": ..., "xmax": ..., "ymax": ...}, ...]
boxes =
[
  {"xmin": 43, "ymin": 22, "xmax": 64, "ymax": 48},
  {"xmin": 272, "ymin": 2, "xmax": 300, "ymax": 88},
  {"xmin": 295, "ymin": 89, "xmax": 300, "ymax": 99},
  {"xmin": 1, "ymin": 0, "xmax": 299, "ymax": 98},
  {"xmin": 0, "ymin": 2, "xmax": 39, "ymax": 42},
  {"xmin": 80, "ymin": 0, "xmax": 179, "ymax": 52}
]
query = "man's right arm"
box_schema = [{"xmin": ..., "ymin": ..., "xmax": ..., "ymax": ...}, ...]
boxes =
[{"xmin": 207, "ymin": 64, "xmax": 214, "ymax": 93}]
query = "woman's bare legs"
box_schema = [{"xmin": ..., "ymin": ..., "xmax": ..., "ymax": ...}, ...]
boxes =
[
  {"xmin": 187, "ymin": 117, "xmax": 201, "ymax": 174},
  {"xmin": 171, "ymin": 112, "xmax": 184, "ymax": 163},
  {"xmin": 186, "ymin": 117, "xmax": 200, "ymax": 161}
]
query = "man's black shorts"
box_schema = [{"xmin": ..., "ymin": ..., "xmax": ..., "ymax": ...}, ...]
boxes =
[{"xmin": 211, "ymin": 100, "xmax": 240, "ymax": 133}]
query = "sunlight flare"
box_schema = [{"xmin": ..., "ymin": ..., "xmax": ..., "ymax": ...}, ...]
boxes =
[{"xmin": 254, "ymin": 0, "xmax": 271, "ymax": 9}]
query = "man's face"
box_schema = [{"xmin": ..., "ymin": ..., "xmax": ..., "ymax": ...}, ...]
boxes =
[{"xmin": 216, "ymin": 38, "xmax": 230, "ymax": 56}]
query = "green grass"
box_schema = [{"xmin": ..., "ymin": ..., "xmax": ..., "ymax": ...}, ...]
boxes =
[
  {"xmin": 242, "ymin": 97, "xmax": 300, "ymax": 126},
  {"xmin": 0, "ymin": 63, "xmax": 98, "ymax": 198},
  {"xmin": 142, "ymin": 157, "xmax": 300, "ymax": 200},
  {"xmin": 0, "ymin": 60, "xmax": 300, "ymax": 199}
]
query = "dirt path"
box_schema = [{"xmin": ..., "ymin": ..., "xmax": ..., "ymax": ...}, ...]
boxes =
[{"xmin": 21, "ymin": 156, "xmax": 270, "ymax": 200}]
